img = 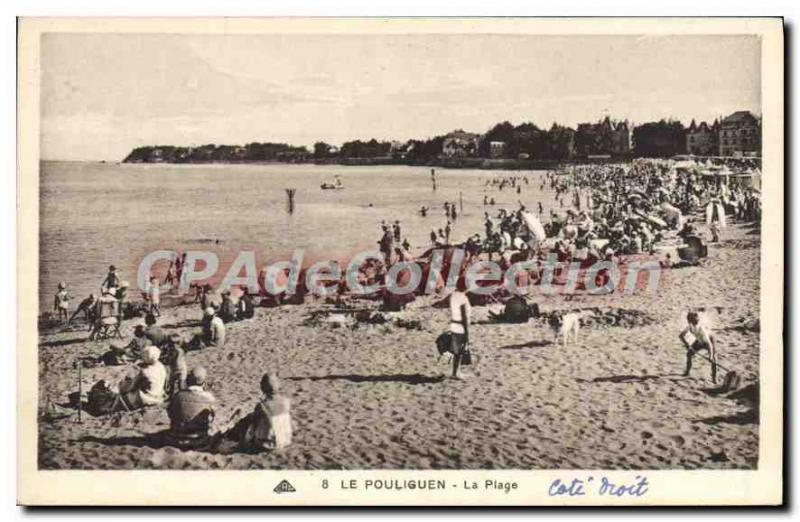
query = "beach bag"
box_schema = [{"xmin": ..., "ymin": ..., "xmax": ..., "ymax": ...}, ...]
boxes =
[
  {"xmin": 436, "ymin": 332, "xmax": 453, "ymax": 356},
  {"xmin": 460, "ymin": 344, "xmax": 473, "ymax": 366},
  {"xmin": 720, "ymin": 371, "xmax": 741, "ymax": 393}
]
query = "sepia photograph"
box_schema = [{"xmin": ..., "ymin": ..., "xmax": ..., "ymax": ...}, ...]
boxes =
[{"xmin": 17, "ymin": 17, "xmax": 783, "ymax": 506}]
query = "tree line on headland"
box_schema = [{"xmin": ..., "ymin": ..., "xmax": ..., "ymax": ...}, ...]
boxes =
[{"xmin": 122, "ymin": 115, "xmax": 754, "ymax": 166}]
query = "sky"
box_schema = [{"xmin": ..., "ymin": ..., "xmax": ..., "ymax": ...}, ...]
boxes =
[{"xmin": 40, "ymin": 33, "xmax": 761, "ymax": 161}]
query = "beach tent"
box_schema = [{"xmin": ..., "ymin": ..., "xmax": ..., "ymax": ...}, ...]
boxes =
[{"xmin": 521, "ymin": 212, "xmax": 547, "ymax": 242}]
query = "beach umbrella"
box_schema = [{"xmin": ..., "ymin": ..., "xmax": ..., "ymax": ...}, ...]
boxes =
[
  {"xmin": 521, "ymin": 212, "xmax": 547, "ymax": 242},
  {"xmin": 644, "ymin": 214, "xmax": 667, "ymax": 228}
]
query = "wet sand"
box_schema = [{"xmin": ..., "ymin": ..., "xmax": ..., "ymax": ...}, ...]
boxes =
[{"xmin": 37, "ymin": 223, "xmax": 760, "ymax": 470}]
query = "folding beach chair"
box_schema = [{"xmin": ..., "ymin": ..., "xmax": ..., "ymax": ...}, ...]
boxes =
[{"xmin": 89, "ymin": 298, "xmax": 122, "ymax": 340}]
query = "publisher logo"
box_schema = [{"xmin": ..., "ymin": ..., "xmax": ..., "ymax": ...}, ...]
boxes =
[{"xmin": 274, "ymin": 480, "xmax": 296, "ymax": 494}]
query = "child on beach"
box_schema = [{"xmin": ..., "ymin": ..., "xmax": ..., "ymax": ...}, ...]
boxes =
[
  {"xmin": 53, "ymin": 282, "xmax": 70, "ymax": 323},
  {"xmin": 100, "ymin": 265, "xmax": 120, "ymax": 292},
  {"xmin": 679, "ymin": 312, "xmax": 717, "ymax": 384},
  {"xmin": 146, "ymin": 276, "xmax": 161, "ymax": 316}
]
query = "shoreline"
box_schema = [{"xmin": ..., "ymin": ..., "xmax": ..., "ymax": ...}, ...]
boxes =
[{"xmin": 115, "ymin": 156, "xmax": 761, "ymax": 171}]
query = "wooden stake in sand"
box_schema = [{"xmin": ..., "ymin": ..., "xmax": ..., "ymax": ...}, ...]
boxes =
[{"xmin": 76, "ymin": 360, "xmax": 83, "ymax": 423}]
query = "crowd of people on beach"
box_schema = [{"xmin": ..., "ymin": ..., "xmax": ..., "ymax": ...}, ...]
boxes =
[
  {"xmin": 45, "ymin": 156, "xmax": 761, "ymax": 451},
  {"xmin": 49, "ymin": 255, "xmax": 291, "ymax": 453}
]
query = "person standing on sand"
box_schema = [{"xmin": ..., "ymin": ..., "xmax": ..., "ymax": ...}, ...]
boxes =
[
  {"xmin": 378, "ymin": 225, "xmax": 394, "ymax": 264},
  {"xmin": 68, "ymin": 293, "xmax": 97, "ymax": 325},
  {"xmin": 393, "ymin": 220, "xmax": 402, "ymax": 243},
  {"xmin": 448, "ymin": 279, "xmax": 472, "ymax": 380},
  {"xmin": 146, "ymin": 276, "xmax": 161, "ymax": 316},
  {"xmin": 164, "ymin": 260, "xmax": 178, "ymax": 290},
  {"xmin": 100, "ymin": 265, "xmax": 120, "ymax": 292},
  {"xmin": 162, "ymin": 333, "xmax": 188, "ymax": 396},
  {"xmin": 115, "ymin": 282, "xmax": 129, "ymax": 322},
  {"xmin": 679, "ymin": 312, "xmax": 717, "ymax": 384},
  {"xmin": 53, "ymin": 282, "xmax": 70, "ymax": 323},
  {"xmin": 176, "ymin": 252, "xmax": 187, "ymax": 291}
]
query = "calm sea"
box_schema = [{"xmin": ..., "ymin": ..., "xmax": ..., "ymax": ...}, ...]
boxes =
[{"xmin": 39, "ymin": 161, "xmax": 554, "ymax": 307}]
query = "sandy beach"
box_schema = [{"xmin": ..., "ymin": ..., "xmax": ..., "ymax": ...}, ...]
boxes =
[{"xmin": 37, "ymin": 220, "xmax": 760, "ymax": 470}]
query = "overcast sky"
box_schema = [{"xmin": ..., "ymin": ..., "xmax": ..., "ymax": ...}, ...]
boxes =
[{"xmin": 40, "ymin": 33, "xmax": 761, "ymax": 161}]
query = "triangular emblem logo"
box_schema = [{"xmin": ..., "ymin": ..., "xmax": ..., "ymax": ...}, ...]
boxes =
[{"xmin": 274, "ymin": 479, "xmax": 296, "ymax": 494}]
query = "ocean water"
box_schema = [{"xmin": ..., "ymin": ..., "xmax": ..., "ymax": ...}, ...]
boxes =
[{"xmin": 39, "ymin": 161, "xmax": 554, "ymax": 307}]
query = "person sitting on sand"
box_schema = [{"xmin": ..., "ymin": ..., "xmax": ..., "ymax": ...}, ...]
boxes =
[
  {"xmin": 489, "ymin": 295, "xmax": 539, "ymax": 324},
  {"xmin": 448, "ymin": 279, "xmax": 472, "ymax": 380},
  {"xmin": 218, "ymin": 290, "xmax": 236, "ymax": 323},
  {"xmin": 679, "ymin": 311, "xmax": 717, "ymax": 384},
  {"xmin": 236, "ymin": 289, "xmax": 255, "ymax": 320},
  {"xmin": 235, "ymin": 373, "xmax": 292, "ymax": 452},
  {"xmin": 144, "ymin": 313, "xmax": 169, "ymax": 348},
  {"xmin": 53, "ymin": 282, "xmax": 70, "ymax": 323},
  {"xmin": 106, "ymin": 322, "xmax": 149, "ymax": 364},
  {"xmin": 166, "ymin": 366, "xmax": 216, "ymax": 449},
  {"xmin": 187, "ymin": 307, "xmax": 226, "ymax": 351},
  {"xmin": 113, "ymin": 345, "xmax": 167, "ymax": 411},
  {"xmin": 68, "ymin": 293, "xmax": 97, "ymax": 325},
  {"xmin": 88, "ymin": 289, "xmax": 120, "ymax": 341}
]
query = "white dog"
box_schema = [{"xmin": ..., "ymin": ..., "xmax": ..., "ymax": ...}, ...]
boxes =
[{"xmin": 548, "ymin": 312, "xmax": 582, "ymax": 346}]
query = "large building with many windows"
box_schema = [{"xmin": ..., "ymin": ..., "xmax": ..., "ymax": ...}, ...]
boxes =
[{"xmin": 718, "ymin": 111, "xmax": 761, "ymax": 157}]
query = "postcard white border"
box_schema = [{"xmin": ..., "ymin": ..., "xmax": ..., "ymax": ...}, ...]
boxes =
[{"xmin": 17, "ymin": 17, "xmax": 784, "ymax": 506}]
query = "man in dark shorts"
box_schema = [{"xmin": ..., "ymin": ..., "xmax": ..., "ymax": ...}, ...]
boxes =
[{"xmin": 679, "ymin": 311, "xmax": 717, "ymax": 384}]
